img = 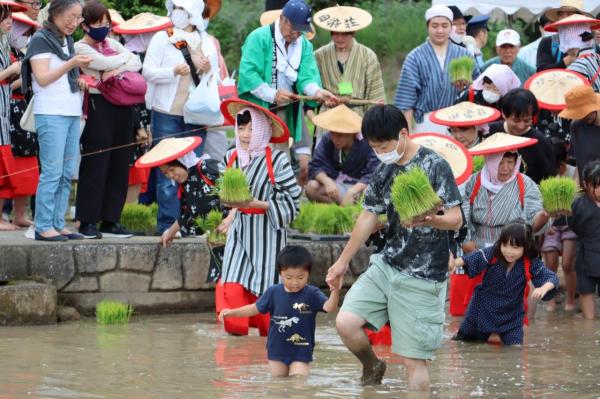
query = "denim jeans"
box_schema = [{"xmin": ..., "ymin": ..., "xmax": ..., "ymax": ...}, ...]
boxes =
[
  {"xmin": 151, "ymin": 110, "xmax": 207, "ymax": 233},
  {"xmin": 34, "ymin": 114, "xmax": 81, "ymax": 233}
]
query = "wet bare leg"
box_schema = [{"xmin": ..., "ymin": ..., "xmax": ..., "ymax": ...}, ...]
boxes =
[
  {"xmin": 403, "ymin": 357, "xmax": 430, "ymax": 391},
  {"xmin": 288, "ymin": 361, "xmax": 310, "ymax": 377},
  {"xmin": 579, "ymin": 294, "xmax": 595, "ymax": 319},
  {"xmin": 542, "ymin": 250, "xmax": 559, "ymax": 311},
  {"xmin": 336, "ymin": 311, "xmax": 386, "ymax": 385},
  {"xmin": 561, "ymin": 240, "xmax": 577, "ymax": 311},
  {"xmin": 268, "ymin": 360, "xmax": 290, "ymax": 377}
]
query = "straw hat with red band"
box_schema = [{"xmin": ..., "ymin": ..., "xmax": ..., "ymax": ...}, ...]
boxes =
[
  {"xmin": 113, "ymin": 13, "xmax": 172, "ymax": 34},
  {"xmin": 430, "ymin": 102, "xmax": 501, "ymax": 127},
  {"xmin": 314, "ymin": 5, "xmax": 372, "ymax": 33},
  {"xmin": 108, "ymin": 9, "xmax": 125, "ymax": 27},
  {"xmin": 411, "ymin": 133, "xmax": 473, "ymax": 185},
  {"xmin": 468, "ymin": 133, "xmax": 538, "ymax": 156},
  {"xmin": 220, "ymin": 98, "xmax": 290, "ymax": 144},
  {"xmin": 11, "ymin": 12, "xmax": 40, "ymax": 28},
  {"xmin": 260, "ymin": 9, "xmax": 315, "ymax": 40},
  {"xmin": 135, "ymin": 136, "xmax": 202, "ymax": 168},
  {"xmin": 0, "ymin": 1, "xmax": 27, "ymax": 12},
  {"xmin": 544, "ymin": 14, "xmax": 600, "ymax": 32},
  {"xmin": 524, "ymin": 69, "xmax": 589, "ymax": 112}
]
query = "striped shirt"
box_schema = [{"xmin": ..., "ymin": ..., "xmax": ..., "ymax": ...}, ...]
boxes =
[
  {"xmin": 568, "ymin": 52, "xmax": 600, "ymax": 92},
  {"xmin": 221, "ymin": 149, "xmax": 301, "ymax": 296},
  {"xmin": 462, "ymin": 172, "xmax": 543, "ymax": 249},
  {"xmin": 0, "ymin": 44, "xmax": 11, "ymax": 146},
  {"xmin": 395, "ymin": 40, "xmax": 478, "ymax": 123}
]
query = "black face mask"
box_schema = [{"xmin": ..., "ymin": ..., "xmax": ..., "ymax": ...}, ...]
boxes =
[{"xmin": 86, "ymin": 25, "xmax": 110, "ymax": 42}]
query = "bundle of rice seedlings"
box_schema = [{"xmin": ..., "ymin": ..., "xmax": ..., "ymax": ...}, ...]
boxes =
[
  {"xmin": 195, "ymin": 210, "xmax": 227, "ymax": 246},
  {"xmin": 216, "ymin": 168, "xmax": 252, "ymax": 203},
  {"xmin": 391, "ymin": 167, "xmax": 442, "ymax": 226},
  {"xmin": 292, "ymin": 202, "xmax": 355, "ymax": 235},
  {"xmin": 96, "ymin": 300, "xmax": 133, "ymax": 325},
  {"xmin": 472, "ymin": 155, "xmax": 485, "ymax": 173},
  {"xmin": 539, "ymin": 176, "xmax": 578, "ymax": 216},
  {"xmin": 119, "ymin": 203, "xmax": 157, "ymax": 235},
  {"xmin": 448, "ymin": 56, "xmax": 475, "ymax": 83}
]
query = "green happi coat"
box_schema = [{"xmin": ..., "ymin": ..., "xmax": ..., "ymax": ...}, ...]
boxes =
[{"xmin": 237, "ymin": 24, "xmax": 321, "ymax": 142}]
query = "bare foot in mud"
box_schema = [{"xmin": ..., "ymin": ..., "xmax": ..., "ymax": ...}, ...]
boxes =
[{"xmin": 361, "ymin": 359, "xmax": 386, "ymax": 386}]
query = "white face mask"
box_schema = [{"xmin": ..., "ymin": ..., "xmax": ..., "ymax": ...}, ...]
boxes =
[
  {"xmin": 450, "ymin": 31, "xmax": 465, "ymax": 44},
  {"xmin": 170, "ymin": 9, "xmax": 191, "ymax": 30},
  {"xmin": 9, "ymin": 33, "xmax": 29, "ymax": 51},
  {"xmin": 482, "ymin": 89, "xmax": 501, "ymax": 104},
  {"xmin": 375, "ymin": 137, "xmax": 407, "ymax": 165}
]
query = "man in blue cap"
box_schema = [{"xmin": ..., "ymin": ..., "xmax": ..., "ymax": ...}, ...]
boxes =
[
  {"xmin": 466, "ymin": 14, "xmax": 490, "ymax": 68},
  {"xmin": 238, "ymin": 0, "xmax": 336, "ymax": 185}
]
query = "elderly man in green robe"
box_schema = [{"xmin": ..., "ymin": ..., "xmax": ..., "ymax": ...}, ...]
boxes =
[{"xmin": 238, "ymin": 0, "xmax": 336, "ymax": 185}]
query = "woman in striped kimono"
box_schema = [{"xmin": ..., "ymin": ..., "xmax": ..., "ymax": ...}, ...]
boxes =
[{"xmin": 216, "ymin": 99, "xmax": 301, "ymax": 336}]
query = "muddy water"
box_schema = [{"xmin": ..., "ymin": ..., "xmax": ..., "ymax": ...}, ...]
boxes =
[{"xmin": 1, "ymin": 311, "xmax": 599, "ymax": 399}]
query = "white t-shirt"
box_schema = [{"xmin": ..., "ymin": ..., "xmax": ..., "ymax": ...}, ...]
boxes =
[{"xmin": 31, "ymin": 43, "xmax": 82, "ymax": 116}]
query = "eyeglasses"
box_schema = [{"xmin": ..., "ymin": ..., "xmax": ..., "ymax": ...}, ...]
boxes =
[
  {"xmin": 16, "ymin": 0, "xmax": 43, "ymax": 10},
  {"xmin": 65, "ymin": 15, "xmax": 84, "ymax": 25}
]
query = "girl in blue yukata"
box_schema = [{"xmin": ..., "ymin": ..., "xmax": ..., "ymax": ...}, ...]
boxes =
[
  {"xmin": 219, "ymin": 246, "xmax": 341, "ymax": 377},
  {"xmin": 450, "ymin": 222, "xmax": 559, "ymax": 345}
]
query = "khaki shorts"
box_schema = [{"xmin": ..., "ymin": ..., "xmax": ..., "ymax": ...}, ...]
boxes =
[{"xmin": 341, "ymin": 254, "xmax": 447, "ymax": 360}]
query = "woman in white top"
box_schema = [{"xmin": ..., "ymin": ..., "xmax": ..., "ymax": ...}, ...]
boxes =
[
  {"xmin": 142, "ymin": 0, "xmax": 219, "ymax": 234},
  {"xmin": 22, "ymin": 0, "xmax": 91, "ymax": 241},
  {"xmin": 74, "ymin": 0, "xmax": 142, "ymax": 240}
]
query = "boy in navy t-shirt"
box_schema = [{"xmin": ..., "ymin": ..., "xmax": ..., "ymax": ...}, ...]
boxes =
[{"xmin": 219, "ymin": 245, "xmax": 342, "ymax": 376}]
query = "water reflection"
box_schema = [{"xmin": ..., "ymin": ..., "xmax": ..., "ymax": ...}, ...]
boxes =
[{"xmin": 0, "ymin": 310, "xmax": 599, "ymax": 398}]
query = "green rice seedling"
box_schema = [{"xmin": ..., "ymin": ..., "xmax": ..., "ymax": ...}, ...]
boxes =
[
  {"xmin": 472, "ymin": 155, "xmax": 485, "ymax": 173},
  {"xmin": 292, "ymin": 202, "xmax": 318, "ymax": 233},
  {"xmin": 539, "ymin": 176, "xmax": 578, "ymax": 216},
  {"xmin": 216, "ymin": 168, "xmax": 252, "ymax": 203},
  {"xmin": 391, "ymin": 167, "xmax": 442, "ymax": 226},
  {"xmin": 292, "ymin": 202, "xmax": 356, "ymax": 235},
  {"xmin": 195, "ymin": 210, "xmax": 227, "ymax": 246},
  {"xmin": 448, "ymin": 56, "xmax": 475, "ymax": 83},
  {"xmin": 119, "ymin": 203, "xmax": 157, "ymax": 235},
  {"xmin": 96, "ymin": 300, "xmax": 133, "ymax": 325}
]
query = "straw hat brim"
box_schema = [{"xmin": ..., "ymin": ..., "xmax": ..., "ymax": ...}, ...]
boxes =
[
  {"xmin": 0, "ymin": 1, "xmax": 26, "ymax": 12},
  {"xmin": 220, "ymin": 99, "xmax": 290, "ymax": 144},
  {"xmin": 544, "ymin": 14, "xmax": 600, "ymax": 32},
  {"xmin": 313, "ymin": 6, "xmax": 372, "ymax": 32},
  {"xmin": 430, "ymin": 102, "xmax": 501, "ymax": 127},
  {"xmin": 113, "ymin": 13, "xmax": 172, "ymax": 34},
  {"xmin": 468, "ymin": 133, "xmax": 538, "ymax": 155},
  {"xmin": 558, "ymin": 93, "xmax": 600, "ymax": 119},
  {"xmin": 545, "ymin": 7, "xmax": 594, "ymax": 23},
  {"xmin": 524, "ymin": 69, "xmax": 589, "ymax": 111},
  {"xmin": 11, "ymin": 12, "xmax": 40, "ymax": 28},
  {"xmin": 135, "ymin": 136, "xmax": 202, "ymax": 168},
  {"xmin": 411, "ymin": 133, "xmax": 473, "ymax": 185},
  {"xmin": 109, "ymin": 9, "xmax": 125, "ymax": 26},
  {"xmin": 259, "ymin": 10, "xmax": 315, "ymax": 40},
  {"xmin": 311, "ymin": 105, "xmax": 362, "ymax": 134}
]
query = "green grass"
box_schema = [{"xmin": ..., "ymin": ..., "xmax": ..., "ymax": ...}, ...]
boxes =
[
  {"xmin": 391, "ymin": 167, "xmax": 442, "ymax": 226},
  {"xmin": 119, "ymin": 203, "xmax": 158, "ymax": 235},
  {"xmin": 96, "ymin": 300, "xmax": 133, "ymax": 325},
  {"xmin": 539, "ymin": 176, "xmax": 578, "ymax": 216},
  {"xmin": 195, "ymin": 210, "xmax": 227, "ymax": 246},
  {"xmin": 216, "ymin": 168, "xmax": 252, "ymax": 203},
  {"xmin": 292, "ymin": 202, "xmax": 355, "ymax": 235}
]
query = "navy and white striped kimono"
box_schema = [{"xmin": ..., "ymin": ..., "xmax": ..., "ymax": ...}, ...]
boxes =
[
  {"xmin": 221, "ymin": 149, "xmax": 301, "ymax": 296},
  {"xmin": 394, "ymin": 41, "xmax": 479, "ymax": 123}
]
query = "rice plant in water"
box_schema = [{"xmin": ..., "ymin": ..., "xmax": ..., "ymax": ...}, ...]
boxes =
[
  {"xmin": 448, "ymin": 56, "xmax": 475, "ymax": 83},
  {"xmin": 472, "ymin": 155, "xmax": 485, "ymax": 173},
  {"xmin": 119, "ymin": 203, "xmax": 157, "ymax": 235},
  {"xmin": 96, "ymin": 300, "xmax": 133, "ymax": 325},
  {"xmin": 195, "ymin": 210, "xmax": 227, "ymax": 246},
  {"xmin": 539, "ymin": 176, "xmax": 578, "ymax": 216},
  {"xmin": 391, "ymin": 167, "xmax": 442, "ymax": 226},
  {"xmin": 216, "ymin": 168, "xmax": 252, "ymax": 203}
]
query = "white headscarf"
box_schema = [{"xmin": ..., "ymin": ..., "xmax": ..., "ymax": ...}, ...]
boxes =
[
  {"xmin": 123, "ymin": 32, "xmax": 157, "ymax": 53},
  {"xmin": 480, "ymin": 152, "xmax": 522, "ymax": 194},
  {"xmin": 235, "ymin": 107, "xmax": 273, "ymax": 168},
  {"xmin": 166, "ymin": 0, "xmax": 205, "ymax": 30},
  {"xmin": 178, "ymin": 150, "xmax": 204, "ymax": 169},
  {"xmin": 472, "ymin": 64, "xmax": 521, "ymax": 96}
]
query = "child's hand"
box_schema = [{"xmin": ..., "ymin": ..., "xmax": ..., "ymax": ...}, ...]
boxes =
[
  {"xmin": 531, "ymin": 287, "xmax": 548, "ymax": 300},
  {"xmin": 218, "ymin": 309, "xmax": 231, "ymax": 323}
]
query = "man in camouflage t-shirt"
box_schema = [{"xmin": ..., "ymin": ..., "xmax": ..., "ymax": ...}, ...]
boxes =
[{"xmin": 326, "ymin": 105, "xmax": 462, "ymax": 390}]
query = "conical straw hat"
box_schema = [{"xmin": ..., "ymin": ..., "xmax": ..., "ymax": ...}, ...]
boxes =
[
  {"xmin": 220, "ymin": 98, "xmax": 290, "ymax": 144},
  {"xmin": 411, "ymin": 133, "xmax": 473, "ymax": 185},
  {"xmin": 430, "ymin": 102, "xmax": 501, "ymax": 127},
  {"xmin": 113, "ymin": 13, "xmax": 172, "ymax": 34},
  {"xmin": 259, "ymin": 9, "xmax": 315, "ymax": 40},
  {"xmin": 524, "ymin": 69, "xmax": 589, "ymax": 111},
  {"xmin": 135, "ymin": 137, "xmax": 202, "ymax": 168},
  {"xmin": 109, "ymin": 9, "xmax": 125, "ymax": 26},
  {"xmin": 544, "ymin": 13, "xmax": 600, "ymax": 32},
  {"xmin": 11, "ymin": 12, "xmax": 40, "ymax": 28},
  {"xmin": 544, "ymin": 0, "xmax": 592, "ymax": 22},
  {"xmin": 468, "ymin": 133, "xmax": 538, "ymax": 155},
  {"xmin": 311, "ymin": 105, "xmax": 362, "ymax": 134},
  {"xmin": 314, "ymin": 5, "xmax": 372, "ymax": 32}
]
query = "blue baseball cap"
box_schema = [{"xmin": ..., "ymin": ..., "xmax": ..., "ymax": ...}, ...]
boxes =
[{"xmin": 282, "ymin": 0, "xmax": 313, "ymax": 32}]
